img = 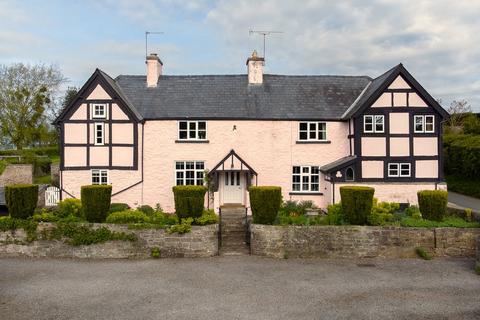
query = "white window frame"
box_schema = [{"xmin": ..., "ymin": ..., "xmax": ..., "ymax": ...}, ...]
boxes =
[
  {"xmin": 94, "ymin": 122, "xmax": 104, "ymax": 145},
  {"xmin": 292, "ymin": 165, "xmax": 320, "ymax": 193},
  {"xmin": 364, "ymin": 115, "xmax": 384, "ymax": 133},
  {"xmin": 298, "ymin": 122, "xmax": 327, "ymax": 141},
  {"xmin": 414, "ymin": 115, "xmax": 435, "ymax": 133},
  {"xmin": 175, "ymin": 161, "xmax": 205, "ymax": 186},
  {"xmin": 92, "ymin": 103, "xmax": 108, "ymax": 119},
  {"xmin": 178, "ymin": 121, "xmax": 207, "ymax": 141},
  {"xmin": 388, "ymin": 163, "xmax": 411, "ymax": 177},
  {"xmin": 91, "ymin": 169, "xmax": 108, "ymax": 185}
]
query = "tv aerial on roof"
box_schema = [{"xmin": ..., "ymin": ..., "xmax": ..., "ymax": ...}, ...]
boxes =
[
  {"xmin": 249, "ymin": 30, "xmax": 283, "ymax": 61},
  {"xmin": 145, "ymin": 31, "xmax": 164, "ymax": 59}
]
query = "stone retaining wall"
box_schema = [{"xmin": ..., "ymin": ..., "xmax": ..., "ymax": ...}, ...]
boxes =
[
  {"xmin": 0, "ymin": 223, "xmax": 218, "ymax": 259},
  {"xmin": 250, "ymin": 224, "xmax": 480, "ymax": 259},
  {"xmin": 0, "ymin": 164, "xmax": 33, "ymax": 185}
]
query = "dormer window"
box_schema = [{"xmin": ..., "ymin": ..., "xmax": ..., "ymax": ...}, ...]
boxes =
[
  {"xmin": 92, "ymin": 103, "xmax": 107, "ymax": 119},
  {"xmin": 299, "ymin": 122, "xmax": 327, "ymax": 141},
  {"xmin": 364, "ymin": 115, "xmax": 384, "ymax": 133},
  {"xmin": 178, "ymin": 121, "xmax": 207, "ymax": 140}
]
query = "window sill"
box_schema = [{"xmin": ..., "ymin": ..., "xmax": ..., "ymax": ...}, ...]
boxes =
[
  {"xmin": 175, "ymin": 140, "xmax": 209, "ymax": 143},
  {"xmin": 296, "ymin": 140, "xmax": 331, "ymax": 144},
  {"xmin": 289, "ymin": 192, "xmax": 324, "ymax": 196}
]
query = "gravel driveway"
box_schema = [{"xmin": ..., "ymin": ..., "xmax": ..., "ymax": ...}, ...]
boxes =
[{"xmin": 1, "ymin": 256, "xmax": 479, "ymax": 320}]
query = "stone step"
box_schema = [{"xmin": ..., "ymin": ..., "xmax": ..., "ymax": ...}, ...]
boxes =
[
  {"xmin": 219, "ymin": 247, "xmax": 250, "ymax": 256},
  {"xmin": 221, "ymin": 235, "xmax": 246, "ymax": 244},
  {"xmin": 221, "ymin": 226, "xmax": 245, "ymax": 233}
]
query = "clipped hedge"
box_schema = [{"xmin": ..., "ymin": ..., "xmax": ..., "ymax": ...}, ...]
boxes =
[
  {"xmin": 172, "ymin": 185, "xmax": 207, "ymax": 219},
  {"xmin": 5, "ymin": 184, "xmax": 38, "ymax": 219},
  {"xmin": 340, "ymin": 186, "xmax": 375, "ymax": 225},
  {"xmin": 443, "ymin": 134, "xmax": 480, "ymax": 178},
  {"xmin": 417, "ymin": 190, "xmax": 448, "ymax": 221},
  {"xmin": 81, "ymin": 185, "xmax": 112, "ymax": 223},
  {"xmin": 249, "ymin": 186, "xmax": 282, "ymax": 224}
]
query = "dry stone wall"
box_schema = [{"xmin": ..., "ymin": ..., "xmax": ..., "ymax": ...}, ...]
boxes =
[
  {"xmin": 0, "ymin": 164, "xmax": 33, "ymax": 185},
  {"xmin": 250, "ymin": 224, "xmax": 480, "ymax": 259},
  {"xmin": 0, "ymin": 223, "xmax": 218, "ymax": 259}
]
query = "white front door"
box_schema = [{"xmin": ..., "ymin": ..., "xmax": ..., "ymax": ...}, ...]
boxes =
[{"xmin": 222, "ymin": 171, "xmax": 244, "ymax": 204}]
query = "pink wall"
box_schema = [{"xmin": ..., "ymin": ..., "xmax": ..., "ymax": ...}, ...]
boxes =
[
  {"xmin": 389, "ymin": 112, "xmax": 409, "ymax": 134},
  {"xmin": 361, "ymin": 160, "xmax": 384, "ymax": 178},
  {"xmin": 333, "ymin": 182, "xmax": 439, "ymax": 204},
  {"xmin": 413, "ymin": 137, "xmax": 438, "ymax": 156},
  {"xmin": 415, "ymin": 160, "xmax": 438, "ymax": 178},
  {"xmin": 361, "ymin": 137, "xmax": 386, "ymax": 156},
  {"xmin": 389, "ymin": 137, "xmax": 410, "ymax": 156}
]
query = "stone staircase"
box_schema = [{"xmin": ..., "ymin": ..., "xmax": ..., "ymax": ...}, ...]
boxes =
[{"xmin": 219, "ymin": 206, "xmax": 250, "ymax": 256}]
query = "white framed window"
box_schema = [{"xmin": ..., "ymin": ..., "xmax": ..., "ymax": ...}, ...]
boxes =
[
  {"xmin": 298, "ymin": 122, "xmax": 327, "ymax": 141},
  {"xmin": 414, "ymin": 115, "xmax": 435, "ymax": 133},
  {"xmin": 91, "ymin": 169, "xmax": 108, "ymax": 185},
  {"xmin": 92, "ymin": 103, "xmax": 107, "ymax": 119},
  {"xmin": 292, "ymin": 166, "xmax": 320, "ymax": 192},
  {"xmin": 178, "ymin": 121, "xmax": 207, "ymax": 140},
  {"xmin": 94, "ymin": 123, "xmax": 104, "ymax": 145},
  {"xmin": 364, "ymin": 115, "xmax": 384, "ymax": 133},
  {"xmin": 175, "ymin": 161, "xmax": 205, "ymax": 185},
  {"xmin": 388, "ymin": 163, "xmax": 411, "ymax": 177}
]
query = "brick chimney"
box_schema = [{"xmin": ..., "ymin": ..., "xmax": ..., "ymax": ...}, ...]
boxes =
[
  {"xmin": 246, "ymin": 50, "xmax": 264, "ymax": 85},
  {"xmin": 146, "ymin": 53, "xmax": 163, "ymax": 87}
]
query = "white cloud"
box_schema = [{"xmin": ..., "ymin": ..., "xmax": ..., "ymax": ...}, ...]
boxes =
[{"xmin": 205, "ymin": 0, "xmax": 480, "ymax": 109}]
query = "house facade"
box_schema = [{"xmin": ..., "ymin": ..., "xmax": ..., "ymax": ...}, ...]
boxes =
[{"xmin": 54, "ymin": 52, "xmax": 448, "ymax": 212}]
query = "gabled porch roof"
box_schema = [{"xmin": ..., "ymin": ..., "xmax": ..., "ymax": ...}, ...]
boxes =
[{"xmin": 209, "ymin": 149, "xmax": 257, "ymax": 176}]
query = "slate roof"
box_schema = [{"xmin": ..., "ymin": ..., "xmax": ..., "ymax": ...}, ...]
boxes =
[
  {"xmin": 320, "ymin": 155, "xmax": 357, "ymax": 173},
  {"xmin": 114, "ymin": 74, "xmax": 371, "ymax": 120}
]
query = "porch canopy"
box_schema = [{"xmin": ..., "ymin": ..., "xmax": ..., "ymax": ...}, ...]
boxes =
[{"xmin": 208, "ymin": 149, "xmax": 257, "ymax": 190}]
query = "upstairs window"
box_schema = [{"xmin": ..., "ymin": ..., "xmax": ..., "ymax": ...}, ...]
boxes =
[
  {"xmin": 388, "ymin": 163, "xmax": 411, "ymax": 177},
  {"xmin": 175, "ymin": 161, "xmax": 205, "ymax": 185},
  {"xmin": 364, "ymin": 115, "xmax": 384, "ymax": 133},
  {"xmin": 91, "ymin": 169, "xmax": 108, "ymax": 185},
  {"xmin": 92, "ymin": 103, "xmax": 107, "ymax": 119},
  {"xmin": 292, "ymin": 166, "xmax": 320, "ymax": 192},
  {"xmin": 178, "ymin": 121, "xmax": 207, "ymax": 140},
  {"xmin": 298, "ymin": 122, "xmax": 327, "ymax": 141},
  {"xmin": 94, "ymin": 123, "xmax": 104, "ymax": 145},
  {"xmin": 414, "ymin": 115, "xmax": 435, "ymax": 133}
]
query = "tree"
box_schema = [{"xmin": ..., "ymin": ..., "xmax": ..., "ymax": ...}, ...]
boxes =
[
  {"xmin": 463, "ymin": 113, "xmax": 480, "ymax": 134},
  {"xmin": 0, "ymin": 63, "xmax": 65, "ymax": 149},
  {"xmin": 446, "ymin": 99, "xmax": 472, "ymax": 129},
  {"xmin": 62, "ymin": 87, "xmax": 79, "ymax": 109}
]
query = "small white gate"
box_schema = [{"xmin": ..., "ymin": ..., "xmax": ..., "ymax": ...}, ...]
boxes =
[{"xmin": 45, "ymin": 186, "xmax": 60, "ymax": 206}]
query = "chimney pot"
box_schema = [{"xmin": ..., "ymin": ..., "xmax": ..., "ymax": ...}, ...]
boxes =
[
  {"xmin": 246, "ymin": 50, "xmax": 264, "ymax": 85},
  {"xmin": 146, "ymin": 53, "xmax": 163, "ymax": 87}
]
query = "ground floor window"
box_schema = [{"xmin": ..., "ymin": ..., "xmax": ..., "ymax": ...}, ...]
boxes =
[
  {"xmin": 292, "ymin": 166, "xmax": 320, "ymax": 192},
  {"xmin": 175, "ymin": 161, "xmax": 205, "ymax": 185},
  {"xmin": 388, "ymin": 163, "xmax": 411, "ymax": 177},
  {"xmin": 91, "ymin": 169, "xmax": 108, "ymax": 185}
]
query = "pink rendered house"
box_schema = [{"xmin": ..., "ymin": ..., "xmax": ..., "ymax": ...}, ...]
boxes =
[{"xmin": 54, "ymin": 52, "xmax": 448, "ymax": 212}]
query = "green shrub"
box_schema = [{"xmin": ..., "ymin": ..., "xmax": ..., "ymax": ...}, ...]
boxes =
[
  {"xmin": 249, "ymin": 186, "xmax": 282, "ymax": 224},
  {"xmin": 194, "ymin": 209, "xmax": 218, "ymax": 225},
  {"xmin": 33, "ymin": 211, "xmax": 59, "ymax": 222},
  {"xmin": 340, "ymin": 186, "xmax": 375, "ymax": 225},
  {"xmin": 57, "ymin": 198, "xmax": 83, "ymax": 218},
  {"xmin": 0, "ymin": 216, "xmax": 38, "ymax": 242},
  {"xmin": 415, "ymin": 247, "xmax": 432, "ymax": 260},
  {"xmin": 475, "ymin": 264, "xmax": 480, "ymax": 275},
  {"xmin": 446, "ymin": 175, "xmax": 480, "ymax": 199},
  {"xmin": 417, "ymin": 190, "xmax": 448, "ymax": 221},
  {"xmin": 151, "ymin": 247, "xmax": 161, "ymax": 258},
  {"xmin": 443, "ymin": 134, "xmax": 480, "ymax": 178},
  {"xmin": 368, "ymin": 199, "xmax": 398, "ymax": 226},
  {"xmin": 48, "ymin": 223, "xmax": 136, "ymax": 246},
  {"xmin": 172, "ymin": 185, "xmax": 207, "ymax": 219},
  {"xmin": 110, "ymin": 203, "xmax": 130, "ymax": 213},
  {"xmin": 5, "ymin": 184, "xmax": 39, "ymax": 219},
  {"xmin": 399, "ymin": 216, "xmax": 480, "ymax": 228},
  {"xmin": 106, "ymin": 210, "xmax": 149, "ymax": 224},
  {"xmin": 404, "ymin": 205, "xmax": 422, "ymax": 219},
  {"xmin": 137, "ymin": 205, "xmax": 155, "ymax": 216},
  {"xmin": 168, "ymin": 218, "xmax": 193, "ymax": 234},
  {"xmin": 280, "ymin": 200, "xmax": 316, "ymax": 216},
  {"xmin": 148, "ymin": 211, "xmax": 178, "ymax": 226},
  {"xmin": 326, "ymin": 203, "xmax": 345, "ymax": 225},
  {"xmin": 81, "ymin": 185, "xmax": 112, "ymax": 223}
]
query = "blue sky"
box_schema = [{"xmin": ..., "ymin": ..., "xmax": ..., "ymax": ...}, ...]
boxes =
[{"xmin": 1, "ymin": 0, "xmax": 479, "ymax": 110}]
